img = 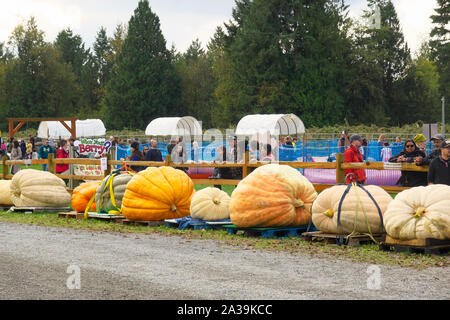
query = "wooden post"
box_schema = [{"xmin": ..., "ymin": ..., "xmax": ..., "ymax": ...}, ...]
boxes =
[
  {"xmin": 105, "ymin": 153, "xmax": 112, "ymax": 177},
  {"xmin": 69, "ymin": 146, "xmax": 74, "ymax": 190},
  {"xmin": 2, "ymin": 155, "xmax": 8, "ymax": 179},
  {"xmin": 242, "ymin": 150, "xmax": 249, "ymax": 178},
  {"xmin": 48, "ymin": 153, "xmax": 55, "ymax": 174},
  {"xmin": 336, "ymin": 153, "xmax": 345, "ymax": 184},
  {"xmin": 165, "ymin": 154, "xmax": 171, "ymax": 167}
]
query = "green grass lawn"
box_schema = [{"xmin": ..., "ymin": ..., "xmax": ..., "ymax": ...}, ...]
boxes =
[
  {"xmin": 0, "ymin": 211, "xmax": 447, "ymax": 270},
  {"xmin": 0, "ymin": 164, "xmax": 43, "ymax": 174}
]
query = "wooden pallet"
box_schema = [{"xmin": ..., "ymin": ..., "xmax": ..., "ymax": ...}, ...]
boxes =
[
  {"xmin": 224, "ymin": 224, "xmax": 314, "ymax": 239},
  {"xmin": 58, "ymin": 211, "xmax": 85, "ymax": 219},
  {"xmin": 9, "ymin": 206, "xmax": 72, "ymax": 213},
  {"xmin": 302, "ymin": 231, "xmax": 385, "ymax": 246},
  {"xmin": 379, "ymin": 235, "xmax": 450, "ymax": 255},
  {"xmin": 121, "ymin": 219, "xmax": 165, "ymax": 227},
  {"xmin": 87, "ymin": 212, "xmax": 125, "ymax": 222}
]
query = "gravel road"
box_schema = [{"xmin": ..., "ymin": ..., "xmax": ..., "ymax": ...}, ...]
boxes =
[{"xmin": 0, "ymin": 222, "xmax": 448, "ymax": 300}]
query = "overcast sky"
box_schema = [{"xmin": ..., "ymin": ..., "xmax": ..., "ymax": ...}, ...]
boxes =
[{"xmin": 0, "ymin": 0, "xmax": 439, "ymax": 56}]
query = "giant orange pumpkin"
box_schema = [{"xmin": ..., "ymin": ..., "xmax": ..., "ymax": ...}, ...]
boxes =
[
  {"xmin": 229, "ymin": 164, "xmax": 318, "ymax": 227},
  {"xmin": 121, "ymin": 167, "xmax": 195, "ymax": 221},
  {"xmin": 71, "ymin": 181, "xmax": 100, "ymax": 213}
]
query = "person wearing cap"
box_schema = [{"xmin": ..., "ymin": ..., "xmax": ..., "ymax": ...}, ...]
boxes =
[
  {"xmin": 427, "ymin": 140, "xmax": 450, "ymax": 186},
  {"xmin": 338, "ymin": 130, "xmax": 350, "ymax": 153},
  {"xmin": 415, "ymin": 134, "xmax": 445, "ymax": 166},
  {"xmin": 414, "ymin": 134, "xmax": 427, "ymax": 155},
  {"xmin": 344, "ymin": 135, "xmax": 366, "ymax": 184}
]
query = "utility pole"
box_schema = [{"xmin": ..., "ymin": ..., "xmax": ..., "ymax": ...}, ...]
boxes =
[{"xmin": 443, "ymin": 96, "xmax": 446, "ymax": 137}]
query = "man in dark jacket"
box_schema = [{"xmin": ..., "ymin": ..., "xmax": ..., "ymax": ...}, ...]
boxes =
[
  {"xmin": 145, "ymin": 139, "xmax": 163, "ymax": 162},
  {"xmin": 428, "ymin": 140, "xmax": 450, "ymax": 186},
  {"xmin": 415, "ymin": 134, "xmax": 445, "ymax": 166}
]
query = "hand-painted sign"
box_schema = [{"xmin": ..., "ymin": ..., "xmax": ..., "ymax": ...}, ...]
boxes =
[{"xmin": 74, "ymin": 138, "xmax": 112, "ymax": 156}]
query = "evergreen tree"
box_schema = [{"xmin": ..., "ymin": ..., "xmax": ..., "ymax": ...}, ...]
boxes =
[
  {"xmin": 94, "ymin": 27, "xmax": 113, "ymax": 88},
  {"xmin": 429, "ymin": 0, "xmax": 449, "ymax": 114},
  {"xmin": 54, "ymin": 28, "xmax": 88, "ymax": 80},
  {"xmin": 104, "ymin": 0, "xmax": 181, "ymax": 130},
  {"xmin": 362, "ymin": 0, "xmax": 411, "ymax": 124},
  {"xmin": 175, "ymin": 39, "xmax": 216, "ymax": 128},
  {"xmin": 214, "ymin": 0, "xmax": 351, "ymax": 127},
  {"xmin": 1, "ymin": 18, "xmax": 78, "ymax": 125}
]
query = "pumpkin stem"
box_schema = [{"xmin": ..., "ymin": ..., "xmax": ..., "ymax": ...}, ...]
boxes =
[
  {"xmin": 293, "ymin": 199, "xmax": 305, "ymax": 208},
  {"xmin": 323, "ymin": 209, "xmax": 334, "ymax": 218},
  {"xmin": 171, "ymin": 204, "xmax": 177, "ymax": 212},
  {"xmin": 213, "ymin": 198, "xmax": 221, "ymax": 205},
  {"xmin": 413, "ymin": 207, "xmax": 425, "ymax": 219}
]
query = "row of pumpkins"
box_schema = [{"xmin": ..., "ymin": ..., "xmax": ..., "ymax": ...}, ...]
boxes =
[{"xmin": 0, "ymin": 165, "xmax": 449, "ymax": 241}]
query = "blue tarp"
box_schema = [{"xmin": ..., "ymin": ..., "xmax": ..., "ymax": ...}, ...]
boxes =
[{"xmin": 116, "ymin": 141, "xmax": 435, "ymax": 163}]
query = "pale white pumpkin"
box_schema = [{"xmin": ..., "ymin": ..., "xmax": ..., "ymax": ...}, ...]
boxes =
[
  {"xmin": 10, "ymin": 169, "xmax": 71, "ymax": 207},
  {"xmin": 384, "ymin": 184, "xmax": 450, "ymax": 240},
  {"xmin": 190, "ymin": 187, "xmax": 230, "ymax": 221},
  {"xmin": 0, "ymin": 180, "xmax": 13, "ymax": 205},
  {"xmin": 311, "ymin": 185, "xmax": 393, "ymax": 234}
]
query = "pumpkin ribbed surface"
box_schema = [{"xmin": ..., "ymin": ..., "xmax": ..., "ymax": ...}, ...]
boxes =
[
  {"xmin": 229, "ymin": 164, "xmax": 317, "ymax": 227},
  {"xmin": 190, "ymin": 187, "xmax": 230, "ymax": 221},
  {"xmin": 0, "ymin": 180, "xmax": 13, "ymax": 205},
  {"xmin": 384, "ymin": 184, "xmax": 450, "ymax": 240},
  {"xmin": 71, "ymin": 181, "xmax": 100, "ymax": 213},
  {"xmin": 311, "ymin": 185, "xmax": 392, "ymax": 234},
  {"xmin": 95, "ymin": 173, "xmax": 133, "ymax": 213},
  {"xmin": 122, "ymin": 167, "xmax": 195, "ymax": 221},
  {"xmin": 10, "ymin": 169, "xmax": 71, "ymax": 207}
]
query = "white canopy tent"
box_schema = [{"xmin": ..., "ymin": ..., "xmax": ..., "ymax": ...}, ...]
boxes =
[
  {"xmin": 37, "ymin": 119, "xmax": 106, "ymax": 138},
  {"xmin": 235, "ymin": 114, "xmax": 305, "ymax": 136},
  {"xmin": 145, "ymin": 116, "xmax": 202, "ymax": 137}
]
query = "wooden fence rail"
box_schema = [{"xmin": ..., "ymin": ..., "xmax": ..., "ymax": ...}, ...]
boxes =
[{"xmin": 1, "ymin": 153, "xmax": 429, "ymax": 194}]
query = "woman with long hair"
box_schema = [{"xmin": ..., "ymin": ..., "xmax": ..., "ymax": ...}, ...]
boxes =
[
  {"xmin": 129, "ymin": 142, "xmax": 144, "ymax": 172},
  {"xmin": 389, "ymin": 139, "xmax": 427, "ymax": 187}
]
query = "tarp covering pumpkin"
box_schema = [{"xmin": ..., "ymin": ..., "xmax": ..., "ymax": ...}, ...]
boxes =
[{"xmin": 121, "ymin": 167, "xmax": 195, "ymax": 221}]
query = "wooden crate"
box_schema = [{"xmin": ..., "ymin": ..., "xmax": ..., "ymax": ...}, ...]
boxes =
[
  {"xmin": 379, "ymin": 235, "xmax": 450, "ymax": 255},
  {"xmin": 302, "ymin": 231, "xmax": 385, "ymax": 246}
]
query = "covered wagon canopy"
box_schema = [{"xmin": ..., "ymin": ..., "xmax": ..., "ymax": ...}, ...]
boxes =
[
  {"xmin": 235, "ymin": 114, "xmax": 305, "ymax": 136},
  {"xmin": 37, "ymin": 119, "xmax": 106, "ymax": 139},
  {"xmin": 145, "ymin": 116, "xmax": 202, "ymax": 136}
]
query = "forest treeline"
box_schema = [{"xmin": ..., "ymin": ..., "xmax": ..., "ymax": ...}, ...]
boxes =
[{"xmin": 0, "ymin": 0, "xmax": 448, "ymax": 131}]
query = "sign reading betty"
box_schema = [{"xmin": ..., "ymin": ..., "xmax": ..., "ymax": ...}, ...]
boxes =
[{"xmin": 74, "ymin": 138, "xmax": 112, "ymax": 156}]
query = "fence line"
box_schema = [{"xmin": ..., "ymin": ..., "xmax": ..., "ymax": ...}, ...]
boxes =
[{"xmin": 1, "ymin": 153, "xmax": 427, "ymax": 194}]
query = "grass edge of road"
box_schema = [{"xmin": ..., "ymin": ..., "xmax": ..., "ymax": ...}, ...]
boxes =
[{"xmin": 0, "ymin": 211, "xmax": 448, "ymax": 270}]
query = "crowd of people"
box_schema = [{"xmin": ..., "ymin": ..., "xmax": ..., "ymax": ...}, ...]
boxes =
[
  {"xmin": 344, "ymin": 133, "xmax": 449, "ymax": 187},
  {"xmin": 1, "ymin": 131, "xmax": 448, "ymax": 187}
]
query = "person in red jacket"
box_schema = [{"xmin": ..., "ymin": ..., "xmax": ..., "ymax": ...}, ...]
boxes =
[
  {"xmin": 56, "ymin": 140, "xmax": 69, "ymax": 174},
  {"xmin": 344, "ymin": 135, "xmax": 366, "ymax": 184}
]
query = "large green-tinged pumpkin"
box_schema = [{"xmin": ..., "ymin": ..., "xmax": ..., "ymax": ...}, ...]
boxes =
[
  {"xmin": 311, "ymin": 185, "xmax": 392, "ymax": 234},
  {"xmin": 384, "ymin": 185, "xmax": 450, "ymax": 240},
  {"xmin": 122, "ymin": 167, "xmax": 195, "ymax": 221},
  {"xmin": 10, "ymin": 169, "xmax": 71, "ymax": 207},
  {"xmin": 95, "ymin": 173, "xmax": 133, "ymax": 213},
  {"xmin": 190, "ymin": 187, "xmax": 230, "ymax": 221},
  {"xmin": 229, "ymin": 164, "xmax": 317, "ymax": 227},
  {"xmin": 0, "ymin": 180, "xmax": 13, "ymax": 205}
]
